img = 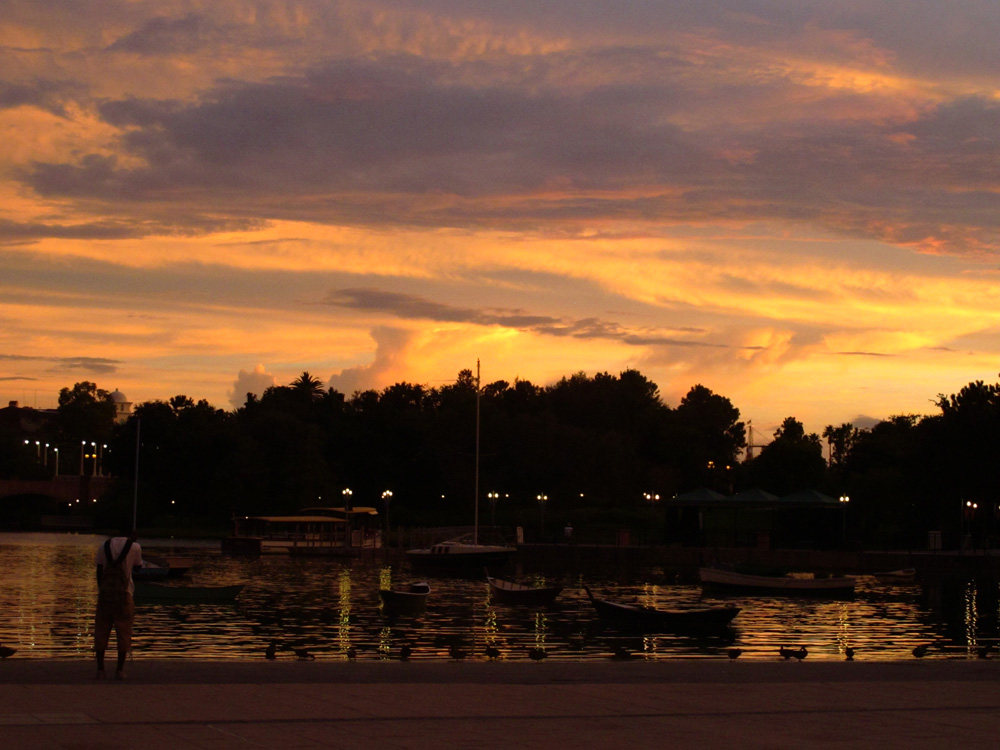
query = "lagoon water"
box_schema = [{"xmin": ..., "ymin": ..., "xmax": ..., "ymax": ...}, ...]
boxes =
[{"xmin": 1, "ymin": 532, "xmax": 996, "ymax": 662}]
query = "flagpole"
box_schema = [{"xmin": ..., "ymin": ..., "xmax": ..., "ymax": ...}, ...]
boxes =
[
  {"xmin": 474, "ymin": 359, "xmax": 480, "ymax": 546},
  {"xmin": 132, "ymin": 416, "xmax": 140, "ymax": 530}
]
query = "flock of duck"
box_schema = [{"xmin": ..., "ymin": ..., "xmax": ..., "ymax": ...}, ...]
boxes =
[{"xmin": 258, "ymin": 639, "xmax": 996, "ymax": 663}]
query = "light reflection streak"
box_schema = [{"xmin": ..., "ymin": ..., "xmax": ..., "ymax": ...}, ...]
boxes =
[
  {"xmin": 0, "ymin": 536, "xmax": 995, "ymax": 662},
  {"xmin": 338, "ymin": 567, "xmax": 352, "ymax": 657},
  {"xmin": 963, "ymin": 579, "xmax": 977, "ymax": 657},
  {"xmin": 533, "ymin": 611, "xmax": 547, "ymax": 651}
]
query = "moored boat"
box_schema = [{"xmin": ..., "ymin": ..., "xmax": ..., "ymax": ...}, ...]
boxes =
[
  {"xmin": 133, "ymin": 581, "xmax": 243, "ymax": 604},
  {"xmin": 583, "ymin": 585, "xmax": 740, "ymax": 633},
  {"xmin": 699, "ymin": 566, "xmax": 856, "ymax": 596},
  {"xmin": 405, "ymin": 362, "xmax": 516, "ymax": 573},
  {"xmin": 145, "ymin": 555, "xmax": 194, "ymax": 578},
  {"xmin": 872, "ymin": 567, "xmax": 916, "ymax": 583},
  {"xmin": 132, "ymin": 560, "xmax": 170, "ymax": 581},
  {"xmin": 407, "ymin": 537, "xmax": 514, "ymax": 571},
  {"xmin": 379, "ymin": 581, "xmax": 431, "ymax": 615},
  {"xmin": 486, "ymin": 573, "xmax": 562, "ymax": 606}
]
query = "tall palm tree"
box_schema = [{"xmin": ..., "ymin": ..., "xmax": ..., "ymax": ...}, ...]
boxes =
[{"xmin": 291, "ymin": 371, "xmax": 325, "ymax": 400}]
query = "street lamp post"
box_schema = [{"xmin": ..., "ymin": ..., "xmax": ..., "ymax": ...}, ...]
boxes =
[
  {"xmin": 536, "ymin": 494, "xmax": 548, "ymax": 539},
  {"xmin": 839, "ymin": 495, "xmax": 850, "ymax": 545},
  {"xmin": 342, "ymin": 488, "xmax": 353, "ymax": 548},
  {"xmin": 487, "ymin": 492, "xmax": 500, "ymax": 528},
  {"xmin": 962, "ymin": 500, "xmax": 978, "ymax": 551},
  {"xmin": 381, "ymin": 490, "xmax": 393, "ymax": 544},
  {"xmin": 644, "ymin": 493, "xmax": 660, "ymax": 544}
]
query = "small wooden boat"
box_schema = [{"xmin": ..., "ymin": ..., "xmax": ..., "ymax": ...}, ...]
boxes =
[
  {"xmin": 583, "ymin": 585, "xmax": 740, "ymax": 633},
  {"xmin": 145, "ymin": 556, "xmax": 194, "ymax": 578},
  {"xmin": 133, "ymin": 581, "xmax": 243, "ymax": 603},
  {"xmin": 486, "ymin": 573, "xmax": 562, "ymax": 606},
  {"xmin": 699, "ymin": 566, "xmax": 856, "ymax": 596},
  {"xmin": 132, "ymin": 560, "xmax": 170, "ymax": 581},
  {"xmin": 379, "ymin": 581, "xmax": 431, "ymax": 615},
  {"xmin": 872, "ymin": 568, "xmax": 916, "ymax": 583}
]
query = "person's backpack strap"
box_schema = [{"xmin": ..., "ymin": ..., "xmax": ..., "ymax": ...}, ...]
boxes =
[{"xmin": 104, "ymin": 538, "xmax": 134, "ymax": 567}]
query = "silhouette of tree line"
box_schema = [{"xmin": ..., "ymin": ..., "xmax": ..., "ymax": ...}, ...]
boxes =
[{"xmin": 4, "ymin": 370, "xmax": 1000, "ymax": 547}]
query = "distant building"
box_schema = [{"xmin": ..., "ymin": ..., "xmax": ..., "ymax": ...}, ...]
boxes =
[{"xmin": 109, "ymin": 389, "xmax": 132, "ymax": 423}]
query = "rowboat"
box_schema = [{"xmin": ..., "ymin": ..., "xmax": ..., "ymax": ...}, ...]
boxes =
[
  {"xmin": 872, "ymin": 568, "xmax": 916, "ymax": 583},
  {"xmin": 133, "ymin": 581, "xmax": 243, "ymax": 603},
  {"xmin": 699, "ymin": 566, "xmax": 856, "ymax": 596},
  {"xmin": 583, "ymin": 585, "xmax": 740, "ymax": 633},
  {"xmin": 145, "ymin": 555, "xmax": 194, "ymax": 578},
  {"xmin": 486, "ymin": 573, "xmax": 562, "ymax": 607},
  {"xmin": 132, "ymin": 560, "xmax": 170, "ymax": 581},
  {"xmin": 379, "ymin": 581, "xmax": 431, "ymax": 616}
]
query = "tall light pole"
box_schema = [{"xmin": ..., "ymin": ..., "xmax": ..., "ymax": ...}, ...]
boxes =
[
  {"xmin": 962, "ymin": 500, "xmax": 978, "ymax": 551},
  {"xmin": 839, "ymin": 495, "xmax": 850, "ymax": 545},
  {"xmin": 536, "ymin": 494, "xmax": 548, "ymax": 538},
  {"xmin": 487, "ymin": 492, "xmax": 500, "ymax": 527},
  {"xmin": 342, "ymin": 488, "xmax": 353, "ymax": 549},
  {"xmin": 644, "ymin": 492, "xmax": 660, "ymax": 543},
  {"xmin": 381, "ymin": 490, "xmax": 393, "ymax": 543}
]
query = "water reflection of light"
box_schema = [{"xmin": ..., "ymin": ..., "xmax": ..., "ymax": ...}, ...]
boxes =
[
  {"xmin": 834, "ymin": 600, "xmax": 851, "ymax": 658},
  {"xmin": 533, "ymin": 611, "xmax": 547, "ymax": 650},
  {"xmin": 2, "ymin": 535, "xmax": 996, "ymax": 661},
  {"xmin": 964, "ymin": 580, "xmax": 978, "ymax": 657},
  {"xmin": 338, "ymin": 567, "xmax": 352, "ymax": 656}
]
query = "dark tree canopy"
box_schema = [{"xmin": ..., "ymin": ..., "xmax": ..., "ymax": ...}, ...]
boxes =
[{"xmin": 8, "ymin": 371, "xmax": 1000, "ymax": 549}]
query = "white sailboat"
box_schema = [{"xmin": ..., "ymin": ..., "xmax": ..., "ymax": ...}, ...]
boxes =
[{"xmin": 406, "ymin": 360, "xmax": 515, "ymax": 570}]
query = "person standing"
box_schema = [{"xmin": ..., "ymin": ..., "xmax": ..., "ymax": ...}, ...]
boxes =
[{"xmin": 94, "ymin": 527, "xmax": 142, "ymax": 679}]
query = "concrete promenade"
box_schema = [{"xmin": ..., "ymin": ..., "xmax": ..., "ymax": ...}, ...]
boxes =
[{"xmin": 0, "ymin": 660, "xmax": 997, "ymax": 749}]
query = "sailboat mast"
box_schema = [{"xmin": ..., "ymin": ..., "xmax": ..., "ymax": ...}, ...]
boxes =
[
  {"xmin": 473, "ymin": 359, "xmax": 481, "ymax": 545},
  {"xmin": 132, "ymin": 416, "xmax": 141, "ymax": 530}
]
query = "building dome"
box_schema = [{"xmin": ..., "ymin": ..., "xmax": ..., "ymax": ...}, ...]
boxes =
[{"xmin": 109, "ymin": 389, "xmax": 133, "ymax": 423}]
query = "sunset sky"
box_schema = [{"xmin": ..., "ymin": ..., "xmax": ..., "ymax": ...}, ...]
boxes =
[{"xmin": 3, "ymin": 1, "xmax": 1000, "ymax": 436}]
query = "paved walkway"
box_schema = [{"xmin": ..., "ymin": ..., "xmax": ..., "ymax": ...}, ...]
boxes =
[{"xmin": 0, "ymin": 660, "xmax": 997, "ymax": 749}]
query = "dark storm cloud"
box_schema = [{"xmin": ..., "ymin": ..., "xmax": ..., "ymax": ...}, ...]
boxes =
[
  {"xmin": 327, "ymin": 287, "xmax": 561, "ymax": 328},
  {"xmin": 0, "ymin": 218, "xmax": 152, "ymax": 243},
  {"xmin": 0, "ymin": 215, "xmax": 263, "ymax": 243},
  {"xmin": 0, "ymin": 354, "xmax": 121, "ymax": 374},
  {"xmin": 327, "ymin": 287, "xmax": 738, "ymax": 349},
  {"xmin": 0, "ymin": 79, "xmax": 82, "ymax": 116},
  {"xmin": 16, "ymin": 14, "xmax": 1000, "ymax": 253},
  {"xmin": 27, "ymin": 53, "xmax": 701, "ymax": 205},
  {"xmin": 106, "ymin": 14, "xmax": 216, "ymax": 55},
  {"xmin": 835, "ymin": 351, "xmax": 894, "ymax": 358}
]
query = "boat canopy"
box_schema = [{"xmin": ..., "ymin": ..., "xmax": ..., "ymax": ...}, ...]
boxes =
[
  {"xmin": 666, "ymin": 487, "xmax": 841, "ymax": 508},
  {"xmin": 299, "ymin": 506, "xmax": 379, "ymax": 516},
  {"xmin": 244, "ymin": 515, "xmax": 346, "ymax": 524}
]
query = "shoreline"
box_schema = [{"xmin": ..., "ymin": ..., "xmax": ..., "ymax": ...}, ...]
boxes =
[
  {"xmin": 1, "ymin": 659, "xmax": 996, "ymax": 748},
  {"xmin": 1, "ymin": 657, "xmax": 997, "ymax": 684}
]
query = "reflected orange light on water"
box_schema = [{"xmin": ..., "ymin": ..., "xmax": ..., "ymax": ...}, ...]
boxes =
[{"xmin": 0, "ymin": 535, "xmax": 996, "ymax": 662}]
